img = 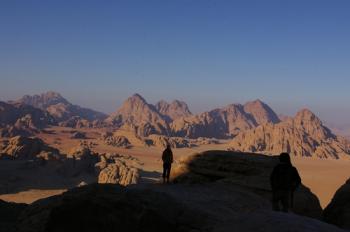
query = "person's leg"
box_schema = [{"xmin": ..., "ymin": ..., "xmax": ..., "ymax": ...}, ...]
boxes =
[
  {"xmin": 162, "ymin": 163, "xmax": 167, "ymax": 183},
  {"xmin": 281, "ymin": 191, "xmax": 290, "ymax": 212},
  {"xmin": 272, "ymin": 191, "xmax": 281, "ymax": 211},
  {"xmin": 166, "ymin": 164, "xmax": 172, "ymax": 183}
]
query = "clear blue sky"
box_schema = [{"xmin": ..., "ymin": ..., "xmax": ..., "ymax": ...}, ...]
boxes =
[{"xmin": 1, "ymin": 0, "xmax": 350, "ymax": 125}]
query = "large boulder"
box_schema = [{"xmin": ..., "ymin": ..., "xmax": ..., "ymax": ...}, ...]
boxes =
[
  {"xmin": 98, "ymin": 161, "xmax": 139, "ymax": 186},
  {"xmin": 70, "ymin": 131, "xmax": 87, "ymax": 139},
  {"xmin": 96, "ymin": 154, "xmax": 141, "ymax": 186},
  {"xmin": 323, "ymin": 178, "xmax": 350, "ymax": 230},
  {"xmin": 172, "ymin": 150, "xmax": 323, "ymax": 219},
  {"xmin": 103, "ymin": 134, "xmax": 132, "ymax": 148}
]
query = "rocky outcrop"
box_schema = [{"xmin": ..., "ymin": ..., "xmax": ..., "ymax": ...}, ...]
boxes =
[
  {"xmin": 16, "ymin": 184, "xmax": 345, "ymax": 232},
  {"xmin": 228, "ymin": 109, "xmax": 350, "ymax": 159},
  {"xmin": 59, "ymin": 116, "xmax": 92, "ymax": 128},
  {"xmin": 0, "ymin": 136, "xmax": 60, "ymax": 160},
  {"xmin": 15, "ymin": 91, "xmax": 107, "ymax": 123},
  {"xmin": 155, "ymin": 100, "xmax": 192, "ymax": 122},
  {"xmin": 70, "ymin": 131, "xmax": 87, "ymax": 139},
  {"xmin": 96, "ymin": 154, "xmax": 140, "ymax": 186},
  {"xmin": 102, "ymin": 133, "xmax": 132, "ymax": 148},
  {"xmin": 106, "ymin": 94, "xmax": 170, "ymax": 136},
  {"xmin": 172, "ymin": 150, "xmax": 323, "ymax": 219},
  {"xmin": 98, "ymin": 161, "xmax": 139, "ymax": 186},
  {"xmin": 323, "ymin": 178, "xmax": 350, "ymax": 230},
  {"xmin": 0, "ymin": 101, "xmax": 55, "ymax": 137}
]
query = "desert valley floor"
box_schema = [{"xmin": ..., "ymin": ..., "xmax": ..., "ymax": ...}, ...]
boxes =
[{"xmin": 0, "ymin": 126, "xmax": 349, "ymax": 209}]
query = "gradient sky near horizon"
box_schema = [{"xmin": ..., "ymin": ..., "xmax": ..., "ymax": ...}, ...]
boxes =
[{"xmin": 1, "ymin": 1, "xmax": 350, "ymax": 126}]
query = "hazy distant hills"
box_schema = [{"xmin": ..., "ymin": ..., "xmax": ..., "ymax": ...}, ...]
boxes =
[{"xmin": 13, "ymin": 91, "xmax": 107, "ymax": 122}]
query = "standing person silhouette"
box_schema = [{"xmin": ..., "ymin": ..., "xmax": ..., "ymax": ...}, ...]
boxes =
[
  {"xmin": 162, "ymin": 144, "xmax": 173, "ymax": 184},
  {"xmin": 270, "ymin": 152, "xmax": 301, "ymax": 212}
]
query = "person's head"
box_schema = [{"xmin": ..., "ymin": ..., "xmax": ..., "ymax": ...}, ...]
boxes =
[
  {"xmin": 166, "ymin": 144, "xmax": 171, "ymax": 150},
  {"xmin": 279, "ymin": 152, "xmax": 291, "ymax": 164}
]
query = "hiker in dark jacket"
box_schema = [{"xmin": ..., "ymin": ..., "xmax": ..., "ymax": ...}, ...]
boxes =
[
  {"xmin": 270, "ymin": 152, "xmax": 301, "ymax": 212},
  {"xmin": 162, "ymin": 144, "xmax": 173, "ymax": 183}
]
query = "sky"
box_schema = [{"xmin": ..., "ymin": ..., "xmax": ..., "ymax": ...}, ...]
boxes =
[{"xmin": 1, "ymin": 0, "xmax": 350, "ymax": 126}]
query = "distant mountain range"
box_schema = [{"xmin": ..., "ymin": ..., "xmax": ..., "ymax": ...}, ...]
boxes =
[
  {"xmin": 1, "ymin": 91, "xmax": 349, "ymax": 159},
  {"xmin": 13, "ymin": 91, "xmax": 107, "ymax": 122},
  {"xmin": 229, "ymin": 109, "xmax": 350, "ymax": 159}
]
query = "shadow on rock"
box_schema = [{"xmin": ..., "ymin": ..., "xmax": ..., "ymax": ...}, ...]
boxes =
[{"xmin": 172, "ymin": 150, "xmax": 323, "ymax": 219}]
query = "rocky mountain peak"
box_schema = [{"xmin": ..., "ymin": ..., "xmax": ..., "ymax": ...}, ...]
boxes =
[
  {"xmin": 121, "ymin": 94, "xmax": 148, "ymax": 109},
  {"xmin": 294, "ymin": 109, "xmax": 320, "ymax": 124},
  {"xmin": 18, "ymin": 91, "xmax": 70, "ymax": 109},
  {"xmin": 244, "ymin": 99, "xmax": 280, "ymax": 124},
  {"xmin": 155, "ymin": 99, "xmax": 192, "ymax": 121},
  {"xmin": 106, "ymin": 94, "xmax": 169, "ymax": 136}
]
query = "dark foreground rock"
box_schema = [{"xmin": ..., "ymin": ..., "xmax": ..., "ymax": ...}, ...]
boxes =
[
  {"xmin": 323, "ymin": 178, "xmax": 350, "ymax": 230},
  {"xmin": 0, "ymin": 200, "xmax": 27, "ymax": 232},
  {"xmin": 15, "ymin": 183, "xmax": 345, "ymax": 232},
  {"xmin": 16, "ymin": 184, "xmax": 206, "ymax": 232}
]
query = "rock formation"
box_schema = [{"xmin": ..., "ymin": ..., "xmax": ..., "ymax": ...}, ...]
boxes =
[
  {"xmin": 155, "ymin": 100, "xmax": 192, "ymax": 122},
  {"xmin": 171, "ymin": 104, "xmax": 258, "ymax": 139},
  {"xmin": 106, "ymin": 94, "xmax": 170, "ymax": 136},
  {"xmin": 96, "ymin": 153, "xmax": 141, "ymax": 186},
  {"xmin": 15, "ymin": 91, "xmax": 107, "ymax": 123},
  {"xmin": 70, "ymin": 131, "xmax": 87, "ymax": 139},
  {"xmin": 59, "ymin": 116, "xmax": 92, "ymax": 128},
  {"xmin": 0, "ymin": 101, "xmax": 55, "ymax": 137},
  {"xmin": 228, "ymin": 109, "xmax": 350, "ymax": 159},
  {"xmin": 243, "ymin": 99, "xmax": 280, "ymax": 124},
  {"xmin": 98, "ymin": 160, "xmax": 139, "ymax": 186},
  {"xmin": 102, "ymin": 133, "xmax": 132, "ymax": 148},
  {"xmin": 0, "ymin": 136, "xmax": 60, "ymax": 160},
  {"xmin": 323, "ymin": 178, "xmax": 350, "ymax": 230},
  {"xmin": 172, "ymin": 150, "xmax": 323, "ymax": 219}
]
